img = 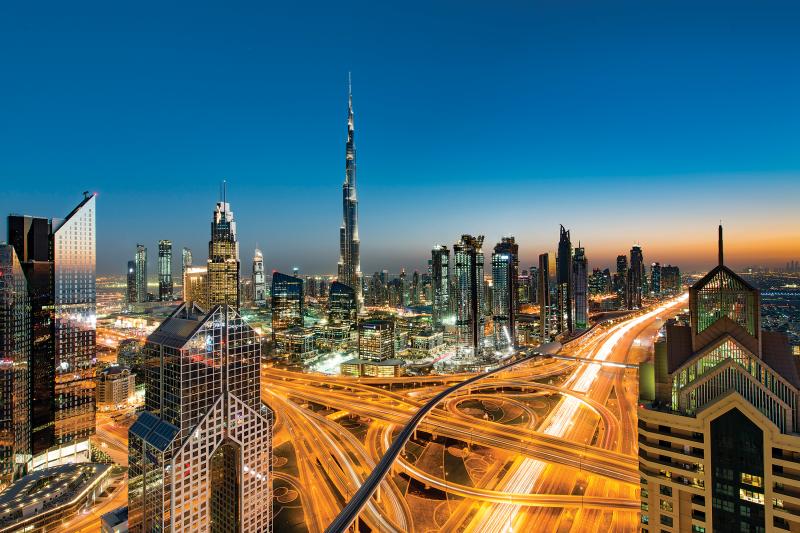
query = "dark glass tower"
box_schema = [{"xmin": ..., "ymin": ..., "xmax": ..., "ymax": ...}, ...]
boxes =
[
  {"xmin": 453, "ymin": 235, "xmax": 485, "ymax": 358},
  {"xmin": 626, "ymin": 244, "xmax": 644, "ymax": 309},
  {"xmin": 126, "ymin": 260, "xmax": 136, "ymax": 304},
  {"xmin": 491, "ymin": 236, "xmax": 519, "ymax": 350},
  {"xmin": 572, "ymin": 245, "xmax": 588, "ymax": 330},
  {"xmin": 328, "ymin": 281, "xmax": 357, "ymax": 326},
  {"xmin": 337, "ymin": 75, "xmax": 363, "ymax": 310},
  {"xmin": 7, "ymin": 193, "xmax": 97, "ymax": 466},
  {"xmin": 556, "ymin": 225, "xmax": 573, "ymax": 334},
  {"xmin": 158, "ymin": 239, "xmax": 173, "ymax": 301},
  {"xmin": 430, "ymin": 245, "xmax": 451, "ymax": 330},
  {"xmin": 135, "ymin": 244, "xmax": 147, "ymax": 303},
  {"xmin": 271, "ymin": 272, "xmax": 304, "ymax": 340}
]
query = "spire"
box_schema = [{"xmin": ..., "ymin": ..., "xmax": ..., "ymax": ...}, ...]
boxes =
[{"xmin": 718, "ymin": 223, "xmax": 724, "ymax": 266}]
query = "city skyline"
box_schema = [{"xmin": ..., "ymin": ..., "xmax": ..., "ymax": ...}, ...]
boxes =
[{"xmin": 1, "ymin": 2, "xmax": 799, "ymax": 274}]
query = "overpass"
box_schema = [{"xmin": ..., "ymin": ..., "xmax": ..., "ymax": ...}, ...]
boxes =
[
  {"xmin": 324, "ymin": 341, "xmax": 562, "ymax": 533},
  {"xmin": 551, "ymin": 354, "xmax": 638, "ymax": 369}
]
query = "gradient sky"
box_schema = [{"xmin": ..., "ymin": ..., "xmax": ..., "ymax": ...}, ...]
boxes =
[{"xmin": 1, "ymin": 1, "xmax": 799, "ymax": 276}]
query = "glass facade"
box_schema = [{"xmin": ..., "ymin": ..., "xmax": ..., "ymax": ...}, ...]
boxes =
[
  {"xmin": 453, "ymin": 234, "xmax": 485, "ymax": 357},
  {"xmin": 338, "ymin": 81, "xmax": 363, "ymax": 310},
  {"xmin": 135, "ymin": 244, "xmax": 147, "ymax": 303},
  {"xmin": 158, "ymin": 239, "xmax": 173, "ymax": 301},
  {"xmin": 491, "ymin": 237, "xmax": 518, "ymax": 350},
  {"xmin": 208, "ymin": 199, "xmax": 240, "ymax": 309},
  {"xmin": 252, "ymin": 248, "xmax": 266, "ymax": 306},
  {"xmin": 556, "ymin": 225, "xmax": 573, "ymax": 333},
  {"xmin": 328, "ymin": 281, "xmax": 356, "ymax": 326},
  {"xmin": 358, "ymin": 320, "xmax": 394, "ymax": 361},
  {"xmin": 271, "ymin": 272, "xmax": 304, "ymax": 338},
  {"xmin": 695, "ymin": 269, "xmax": 757, "ymax": 336}
]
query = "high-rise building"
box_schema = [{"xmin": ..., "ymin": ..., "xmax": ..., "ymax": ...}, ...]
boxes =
[
  {"xmin": 328, "ymin": 281, "xmax": 357, "ymax": 326},
  {"xmin": 556, "ymin": 225, "xmax": 574, "ymax": 333},
  {"xmin": 537, "ymin": 253, "xmax": 557, "ymax": 341},
  {"xmin": 181, "ymin": 247, "xmax": 192, "ymax": 297},
  {"xmin": 638, "ymin": 226, "xmax": 800, "ymax": 533},
  {"xmin": 529, "ymin": 266, "xmax": 539, "ymax": 305},
  {"xmin": 208, "ymin": 187, "xmax": 240, "ymax": 309},
  {"xmin": 126, "ymin": 260, "xmax": 136, "ymax": 304},
  {"xmin": 158, "ymin": 240, "xmax": 173, "ymax": 301},
  {"xmin": 661, "ymin": 265, "xmax": 682, "ymax": 294},
  {"xmin": 183, "ymin": 266, "xmax": 209, "ymax": 309},
  {"xmin": 271, "ymin": 272, "xmax": 303, "ymax": 340},
  {"xmin": 572, "ymin": 245, "xmax": 588, "ymax": 330},
  {"xmin": 453, "ymin": 235, "xmax": 485, "ymax": 358},
  {"xmin": 338, "ymin": 76, "xmax": 363, "ymax": 310},
  {"xmin": 650, "ymin": 262, "xmax": 661, "ymax": 295},
  {"xmin": 128, "ymin": 303, "xmax": 272, "ymax": 532},
  {"xmin": 135, "ymin": 244, "xmax": 147, "ymax": 303},
  {"xmin": 626, "ymin": 244, "xmax": 644, "ymax": 309},
  {"xmin": 430, "ymin": 245, "xmax": 451, "ymax": 330},
  {"xmin": 0, "ymin": 245, "xmax": 31, "ymax": 485},
  {"xmin": 589, "ymin": 267, "xmax": 612, "ymax": 295},
  {"xmin": 252, "ymin": 248, "xmax": 266, "ymax": 307},
  {"xmin": 7, "ymin": 193, "xmax": 96, "ymax": 468},
  {"xmin": 358, "ymin": 320, "xmax": 395, "ymax": 361},
  {"xmin": 615, "ymin": 254, "xmax": 628, "ymax": 307},
  {"xmin": 492, "ymin": 236, "xmax": 519, "ymax": 350}
]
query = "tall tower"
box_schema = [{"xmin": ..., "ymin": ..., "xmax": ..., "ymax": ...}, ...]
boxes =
[
  {"xmin": 208, "ymin": 184, "xmax": 240, "ymax": 309},
  {"xmin": 556, "ymin": 225, "xmax": 574, "ymax": 334},
  {"xmin": 158, "ymin": 239, "xmax": 173, "ymax": 301},
  {"xmin": 126, "ymin": 260, "xmax": 136, "ymax": 304},
  {"xmin": 338, "ymin": 74, "xmax": 363, "ymax": 310},
  {"xmin": 128, "ymin": 304, "xmax": 272, "ymax": 532},
  {"xmin": 453, "ymin": 235, "xmax": 485, "ymax": 358},
  {"xmin": 252, "ymin": 248, "xmax": 266, "ymax": 307},
  {"xmin": 572, "ymin": 245, "xmax": 588, "ymax": 330},
  {"xmin": 627, "ymin": 244, "xmax": 644, "ymax": 309},
  {"xmin": 430, "ymin": 246, "xmax": 451, "ymax": 330},
  {"xmin": 492, "ymin": 236, "xmax": 519, "ymax": 350},
  {"xmin": 135, "ymin": 244, "xmax": 147, "ymax": 303}
]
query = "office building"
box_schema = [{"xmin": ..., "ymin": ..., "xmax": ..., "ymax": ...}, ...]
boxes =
[
  {"xmin": 556, "ymin": 225, "xmax": 573, "ymax": 333},
  {"xmin": 0, "ymin": 245, "xmax": 31, "ymax": 485},
  {"xmin": 208, "ymin": 187, "xmax": 240, "ymax": 309},
  {"xmin": 271, "ymin": 272, "xmax": 303, "ymax": 339},
  {"xmin": 183, "ymin": 266, "xmax": 209, "ymax": 309},
  {"xmin": 7, "ymin": 193, "xmax": 96, "ymax": 469},
  {"xmin": 627, "ymin": 244, "xmax": 644, "ymax": 309},
  {"xmin": 128, "ymin": 304, "xmax": 272, "ymax": 532},
  {"xmin": 252, "ymin": 248, "xmax": 266, "ymax": 307},
  {"xmin": 134, "ymin": 244, "xmax": 147, "ymax": 303},
  {"xmin": 529, "ymin": 266, "xmax": 539, "ymax": 305},
  {"xmin": 157, "ymin": 240, "xmax": 173, "ymax": 301},
  {"xmin": 338, "ymin": 76, "xmax": 363, "ymax": 310},
  {"xmin": 181, "ymin": 247, "xmax": 192, "ymax": 297},
  {"xmin": 650, "ymin": 262, "xmax": 661, "ymax": 295},
  {"xmin": 492, "ymin": 236, "xmax": 519, "ymax": 350},
  {"xmin": 126, "ymin": 260, "xmax": 136, "ymax": 304},
  {"xmin": 537, "ymin": 253, "xmax": 556, "ymax": 341},
  {"xmin": 358, "ymin": 320, "xmax": 395, "ymax": 361},
  {"xmin": 431, "ymin": 245, "xmax": 451, "ymax": 330},
  {"xmin": 615, "ymin": 254, "xmax": 628, "ymax": 307},
  {"xmin": 572, "ymin": 245, "xmax": 588, "ymax": 331},
  {"xmin": 96, "ymin": 367, "xmax": 135, "ymax": 408},
  {"xmin": 453, "ymin": 235, "xmax": 485, "ymax": 358},
  {"xmin": 328, "ymin": 281, "xmax": 357, "ymax": 326},
  {"xmin": 639, "ymin": 226, "xmax": 800, "ymax": 533},
  {"xmin": 589, "ymin": 268, "xmax": 612, "ymax": 295},
  {"xmin": 661, "ymin": 265, "xmax": 682, "ymax": 294}
]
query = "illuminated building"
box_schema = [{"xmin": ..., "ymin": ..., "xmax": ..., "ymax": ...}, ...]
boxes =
[
  {"xmin": 129, "ymin": 303, "xmax": 272, "ymax": 532},
  {"xmin": 252, "ymin": 248, "xmax": 266, "ymax": 307},
  {"xmin": 615, "ymin": 254, "xmax": 628, "ymax": 307},
  {"xmin": 7, "ymin": 193, "xmax": 96, "ymax": 469},
  {"xmin": 181, "ymin": 247, "xmax": 192, "ymax": 296},
  {"xmin": 96, "ymin": 367, "xmax": 135, "ymax": 408},
  {"xmin": 183, "ymin": 266, "xmax": 209, "ymax": 309},
  {"xmin": 135, "ymin": 244, "xmax": 147, "ymax": 303},
  {"xmin": 556, "ymin": 225, "xmax": 574, "ymax": 333},
  {"xmin": 529, "ymin": 266, "xmax": 538, "ymax": 304},
  {"xmin": 431, "ymin": 245, "xmax": 451, "ymax": 330},
  {"xmin": 492, "ymin": 236, "xmax": 519, "ymax": 350},
  {"xmin": 639, "ymin": 226, "xmax": 800, "ymax": 533},
  {"xmin": 453, "ymin": 235, "xmax": 485, "ymax": 357},
  {"xmin": 408, "ymin": 330, "xmax": 444, "ymax": 358},
  {"xmin": 338, "ymin": 75, "xmax": 363, "ymax": 310},
  {"xmin": 0, "ymin": 244, "xmax": 31, "ymax": 485},
  {"xmin": 126, "ymin": 260, "xmax": 136, "ymax": 304},
  {"xmin": 358, "ymin": 320, "xmax": 395, "ymax": 361},
  {"xmin": 661, "ymin": 265, "xmax": 682, "ymax": 294},
  {"xmin": 273, "ymin": 327, "xmax": 316, "ymax": 363},
  {"xmin": 572, "ymin": 245, "xmax": 588, "ymax": 330},
  {"xmin": 589, "ymin": 267, "xmax": 612, "ymax": 295},
  {"xmin": 537, "ymin": 252, "xmax": 557, "ymax": 341},
  {"xmin": 207, "ymin": 187, "xmax": 240, "ymax": 308},
  {"xmin": 650, "ymin": 261, "xmax": 661, "ymax": 295},
  {"xmin": 411, "ymin": 270, "xmax": 420, "ymax": 305},
  {"xmin": 271, "ymin": 272, "xmax": 303, "ymax": 340},
  {"xmin": 626, "ymin": 244, "xmax": 644, "ymax": 309},
  {"xmin": 328, "ymin": 281, "xmax": 357, "ymax": 326},
  {"xmin": 157, "ymin": 239, "xmax": 173, "ymax": 301}
]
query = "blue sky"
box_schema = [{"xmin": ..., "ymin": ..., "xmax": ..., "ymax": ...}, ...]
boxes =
[{"xmin": 1, "ymin": 0, "xmax": 799, "ymax": 274}]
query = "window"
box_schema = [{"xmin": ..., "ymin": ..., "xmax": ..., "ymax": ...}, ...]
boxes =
[
  {"xmin": 740, "ymin": 506, "xmax": 751, "ymax": 518},
  {"xmin": 660, "ymin": 515, "xmax": 673, "ymax": 527},
  {"xmin": 660, "ymin": 485, "xmax": 672, "ymax": 497},
  {"xmin": 642, "ymin": 502, "xmax": 649, "ymax": 511},
  {"xmin": 659, "ymin": 499, "xmax": 673, "ymax": 512},
  {"xmin": 691, "ymin": 526, "xmax": 706, "ymax": 533},
  {"xmin": 740, "ymin": 489, "xmax": 765, "ymax": 505},
  {"xmin": 741, "ymin": 473, "xmax": 763, "ymax": 488},
  {"xmin": 641, "ymin": 514, "xmax": 649, "ymax": 525}
]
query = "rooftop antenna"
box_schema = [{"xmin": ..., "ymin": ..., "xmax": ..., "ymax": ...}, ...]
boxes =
[{"xmin": 718, "ymin": 222, "xmax": 724, "ymax": 266}]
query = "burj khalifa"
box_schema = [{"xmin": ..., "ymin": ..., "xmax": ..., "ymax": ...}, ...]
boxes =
[{"xmin": 338, "ymin": 75, "xmax": 363, "ymax": 309}]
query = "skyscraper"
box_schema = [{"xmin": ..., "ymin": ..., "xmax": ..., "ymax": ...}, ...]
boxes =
[
  {"xmin": 661, "ymin": 265, "xmax": 681, "ymax": 294},
  {"xmin": 615, "ymin": 254, "xmax": 628, "ymax": 307},
  {"xmin": 135, "ymin": 244, "xmax": 147, "ymax": 303},
  {"xmin": 181, "ymin": 247, "xmax": 192, "ymax": 296},
  {"xmin": 208, "ymin": 186, "xmax": 240, "ymax": 309},
  {"xmin": 453, "ymin": 235, "xmax": 485, "ymax": 358},
  {"xmin": 492, "ymin": 236, "xmax": 519, "ymax": 350},
  {"xmin": 626, "ymin": 244, "xmax": 644, "ymax": 309},
  {"xmin": 128, "ymin": 303, "xmax": 272, "ymax": 532},
  {"xmin": 572, "ymin": 245, "xmax": 588, "ymax": 330},
  {"xmin": 430, "ymin": 245, "xmax": 451, "ymax": 330},
  {"xmin": 126, "ymin": 260, "xmax": 136, "ymax": 304},
  {"xmin": 537, "ymin": 253, "xmax": 557, "ymax": 341},
  {"xmin": 638, "ymin": 226, "xmax": 800, "ymax": 533},
  {"xmin": 183, "ymin": 266, "xmax": 209, "ymax": 309},
  {"xmin": 337, "ymin": 75, "xmax": 363, "ymax": 310},
  {"xmin": 328, "ymin": 281, "xmax": 357, "ymax": 326},
  {"xmin": 0, "ymin": 245, "xmax": 31, "ymax": 485},
  {"xmin": 8, "ymin": 193, "xmax": 97, "ymax": 467},
  {"xmin": 556, "ymin": 225, "xmax": 573, "ymax": 333},
  {"xmin": 650, "ymin": 261, "xmax": 661, "ymax": 294},
  {"xmin": 271, "ymin": 272, "xmax": 304, "ymax": 340},
  {"xmin": 158, "ymin": 239, "xmax": 173, "ymax": 301},
  {"xmin": 252, "ymin": 248, "xmax": 266, "ymax": 307}
]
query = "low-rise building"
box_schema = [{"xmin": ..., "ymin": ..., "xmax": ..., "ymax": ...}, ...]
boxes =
[
  {"xmin": 101, "ymin": 506, "xmax": 128, "ymax": 533},
  {"xmin": 274, "ymin": 326, "xmax": 317, "ymax": 363},
  {"xmin": 97, "ymin": 366, "xmax": 136, "ymax": 409}
]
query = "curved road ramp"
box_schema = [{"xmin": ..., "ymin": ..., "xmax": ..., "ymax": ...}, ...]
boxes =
[{"xmin": 325, "ymin": 341, "xmax": 562, "ymax": 533}]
